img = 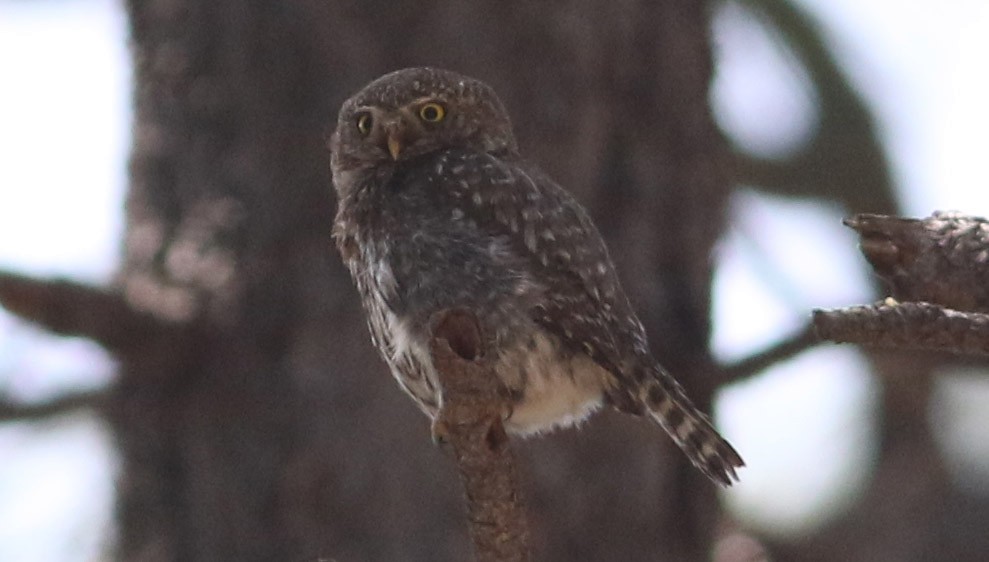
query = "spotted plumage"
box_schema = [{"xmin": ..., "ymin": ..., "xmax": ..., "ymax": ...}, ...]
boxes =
[{"xmin": 330, "ymin": 67, "xmax": 743, "ymax": 485}]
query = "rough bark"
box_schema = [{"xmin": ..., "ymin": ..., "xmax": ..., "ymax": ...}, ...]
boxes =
[
  {"xmin": 431, "ymin": 310, "xmax": 530, "ymax": 562},
  {"xmin": 815, "ymin": 301, "xmax": 989, "ymax": 356},
  {"xmin": 845, "ymin": 212, "xmax": 989, "ymax": 312}
]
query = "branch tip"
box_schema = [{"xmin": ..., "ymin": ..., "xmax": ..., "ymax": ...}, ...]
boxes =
[{"xmin": 429, "ymin": 309, "xmax": 530, "ymax": 562}]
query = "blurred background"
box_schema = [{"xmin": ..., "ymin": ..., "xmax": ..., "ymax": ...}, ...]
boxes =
[{"xmin": 1, "ymin": 0, "xmax": 988, "ymax": 560}]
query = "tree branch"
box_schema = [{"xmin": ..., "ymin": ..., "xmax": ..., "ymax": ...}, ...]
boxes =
[
  {"xmin": 721, "ymin": 323, "xmax": 820, "ymax": 383},
  {"xmin": 735, "ymin": 0, "xmax": 899, "ymax": 216},
  {"xmin": 844, "ymin": 212, "xmax": 989, "ymax": 312},
  {"xmin": 430, "ymin": 309, "xmax": 530, "ymax": 562},
  {"xmin": 813, "ymin": 301, "xmax": 989, "ymax": 356},
  {"xmin": 0, "ymin": 389, "xmax": 106, "ymax": 423},
  {"xmin": 0, "ymin": 270, "xmax": 165, "ymax": 353}
]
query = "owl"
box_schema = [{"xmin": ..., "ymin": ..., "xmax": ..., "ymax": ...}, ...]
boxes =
[{"xmin": 330, "ymin": 67, "xmax": 743, "ymax": 485}]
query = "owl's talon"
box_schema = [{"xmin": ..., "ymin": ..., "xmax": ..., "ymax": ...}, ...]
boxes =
[{"xmin": 431, "ymin": 419, "xmax": 451, "ymax": 445}]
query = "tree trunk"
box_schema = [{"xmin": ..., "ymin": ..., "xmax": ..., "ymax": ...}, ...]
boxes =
[{"xmin": 114, "ymin": 1, "xmax": 730, "ymax": 560}]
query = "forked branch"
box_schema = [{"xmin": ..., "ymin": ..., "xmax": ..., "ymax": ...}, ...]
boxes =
[{"xmin": 814, "ymin": 212, "xmax": 989, "ymax": 357}]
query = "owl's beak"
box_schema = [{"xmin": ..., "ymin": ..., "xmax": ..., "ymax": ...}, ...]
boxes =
[
  {"xmin": 386, "ymin": 135, "xmax": 402, "ymax": 160},
  {"xmin": 382, "ymin": 119, "xmax": 410, "ymax": 160}
]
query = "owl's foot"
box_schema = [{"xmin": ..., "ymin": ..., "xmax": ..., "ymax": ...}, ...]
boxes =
[{"xmin": 431, "ymin": 418, "xmax": 451, "ymax": 445}]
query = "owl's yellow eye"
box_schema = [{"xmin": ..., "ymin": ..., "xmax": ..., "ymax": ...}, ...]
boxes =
[
  {"xmin": 418, "ymin": 102, "xmax": 445, "ymax": 123},
  {"xmin": 356, "ymin": 113, "xmax": 373, "ymax": 135}
]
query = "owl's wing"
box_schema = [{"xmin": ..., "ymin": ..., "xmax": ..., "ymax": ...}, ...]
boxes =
[
  {"xmin": 432, "ymin": 150, "xmax": 745, "ymax": 483},
  {"xmin": 435, "ymin": 149, "xmax": 647, "ymax": 406}
]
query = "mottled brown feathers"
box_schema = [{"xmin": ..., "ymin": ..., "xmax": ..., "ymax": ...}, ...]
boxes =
[{"xmin": 330, "ymin": 67, "xmax": 743, "ymax": 485}]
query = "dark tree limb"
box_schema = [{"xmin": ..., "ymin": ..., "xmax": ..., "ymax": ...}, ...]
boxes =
[
  {"xmin": 0, "ymin": 270, "xmax": 165, "ymax": 353},
  {"xmin": 734, "ymin": 0, "xmax": 899, "ymax": 216},
  {"xmin": 813, "ymin": 301, "xmax": 989, "ymax": 357},
  {"xmin": 0, "ymin": 389, "xmax": 106, "ymax": 423},
  {"xmin": 430, "ymin": 309, "xmax": 530, "ymax": 562},
  {"xmin": 721, "ymin": 323, "xmax": 820, "ymax": 383}
]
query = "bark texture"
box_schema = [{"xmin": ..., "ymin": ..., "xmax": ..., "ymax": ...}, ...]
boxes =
[{"xmin": 431, "ymin": 310, "xmax": 530, "ymax": 562}]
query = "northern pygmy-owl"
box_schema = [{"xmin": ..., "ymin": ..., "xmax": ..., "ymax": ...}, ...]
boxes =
[{"xmin": 330, "ymin": 68, "xmax": 743, "ymax": 485}]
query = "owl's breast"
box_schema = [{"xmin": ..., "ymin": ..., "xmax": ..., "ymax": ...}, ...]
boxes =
[
  {"xmin": 349, "ymin": 239, "xmax": 441, "ymax": 415},
  {"xmin": 496, "ymin": 329, "xmax": 609, "ymax": 435}
]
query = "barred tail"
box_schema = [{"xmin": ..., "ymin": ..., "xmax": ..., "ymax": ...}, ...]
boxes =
[{"xmin": 640, "ymin": 368, "xmax": 744, "ymax": 486}]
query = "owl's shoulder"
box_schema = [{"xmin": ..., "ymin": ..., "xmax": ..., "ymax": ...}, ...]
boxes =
[{"xmin": 426, "ymin": 149, "xmax": 637, "ymax": 331}]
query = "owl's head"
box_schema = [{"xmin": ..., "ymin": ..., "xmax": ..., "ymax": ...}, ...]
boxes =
[{"xmin": 330, "ymin": 68, "xmax": 517, "ymax": 180}]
